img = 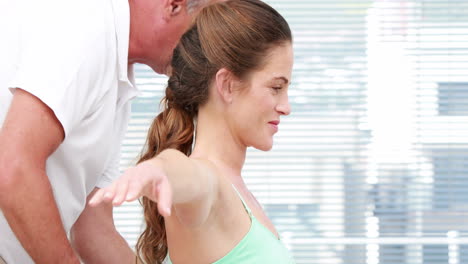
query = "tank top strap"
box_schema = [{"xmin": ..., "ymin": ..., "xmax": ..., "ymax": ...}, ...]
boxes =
[{"xmin": 231, "ymin": 184, "xmax": 253, "ymax": 218}]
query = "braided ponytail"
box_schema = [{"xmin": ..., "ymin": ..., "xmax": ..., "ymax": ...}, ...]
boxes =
[{"xmin": 135, "ymin": 81, "xmax": 195, "ymax": 264}]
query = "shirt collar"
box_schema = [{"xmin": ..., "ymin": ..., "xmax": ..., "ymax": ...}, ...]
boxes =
[
  {"xmin": 110, "ymin": 0, "xmax": 140, "ymax": 102},
  {"xmin": 110, "ymin": 0, "xmax": 132, "ymax": 85}
]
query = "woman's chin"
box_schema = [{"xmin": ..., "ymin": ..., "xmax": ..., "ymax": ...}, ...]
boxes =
[{"xmin": 253, "ymin": 142, "xmax": 273, "ymax": 152}]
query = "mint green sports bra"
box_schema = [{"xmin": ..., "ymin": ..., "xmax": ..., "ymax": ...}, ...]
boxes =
[{"xmin": 167, "ymin": 187, "xmax": 296, "ymax": 264}]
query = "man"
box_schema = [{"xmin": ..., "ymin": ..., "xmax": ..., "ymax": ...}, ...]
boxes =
[{"xmin": 0, "ymin": 0, "xmax": 212, "ymax": 263}]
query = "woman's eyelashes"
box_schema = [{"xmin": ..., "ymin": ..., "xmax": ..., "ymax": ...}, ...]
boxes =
[{"xmin": 271, "ymin": 86, "xmax": 283, "ymax": 93}]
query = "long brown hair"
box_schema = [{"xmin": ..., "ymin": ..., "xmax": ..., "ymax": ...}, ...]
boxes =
[{"xmin": 135, "ymin": 0, "xmax": 292, "ymax": 263}]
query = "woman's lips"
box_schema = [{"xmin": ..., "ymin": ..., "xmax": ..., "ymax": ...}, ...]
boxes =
[{"xmin": 269, "ymin": 120, "xmax": 279, "ymax": 132}]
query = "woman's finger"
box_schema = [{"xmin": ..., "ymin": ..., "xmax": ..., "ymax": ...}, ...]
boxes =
[
  {"xmin": 112, "ymin": 176, "xmax": 130, "ymax": 206},
  {"xmin": 100, "ymin": 181, "xmax": 118, "ymax": 203},
  {"xmin": 156, "ymin": 176, "xmax": 172, "ymax": 217},
  {"xmin": 125, "ymin": 175, "xmax": 145, "ymax": 202},
  {"xmin": 89, "ymin": 188, "xmax": 107, "ymax": 206}
]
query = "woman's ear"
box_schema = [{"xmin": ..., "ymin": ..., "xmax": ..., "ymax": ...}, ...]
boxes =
[{"xmin": 215, "ymin": 68, "xmax": 237, "ymax": 104}]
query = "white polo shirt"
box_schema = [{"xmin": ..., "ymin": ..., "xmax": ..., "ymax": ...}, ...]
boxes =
[{"xmin": 0, "ymin": 0, "xmax": 137, "ymax": 263}]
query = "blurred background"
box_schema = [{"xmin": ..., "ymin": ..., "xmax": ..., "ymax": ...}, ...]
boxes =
[{"xmin": 114, "ymin": 0, "xmax": 468, "ymax": 263}]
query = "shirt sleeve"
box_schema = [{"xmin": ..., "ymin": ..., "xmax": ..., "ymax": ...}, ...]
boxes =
[{"xmin": 8, "ymin": 0, "xmax": 112, "ymax": 137}]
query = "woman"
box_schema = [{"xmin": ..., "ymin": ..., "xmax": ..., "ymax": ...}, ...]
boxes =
[{"xmin": 90, "ymin": 0, "xmax": 295, "ymax": 263}]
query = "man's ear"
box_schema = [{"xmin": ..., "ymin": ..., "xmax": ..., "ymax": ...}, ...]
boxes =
[
  {"xmin": 167, "ymin": 0, "xmax": 186, "ymax": 17},
  {"xmin": 215, "ymin": 68, "xmax": 237, "ymax": 104}
]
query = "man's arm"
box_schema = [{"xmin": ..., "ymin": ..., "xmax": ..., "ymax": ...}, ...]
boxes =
[
  {"xmin": 0, "ymin": 89, "xmax": 80, "ymax": 263},
  {"xmin": 71, "ymin": 188, "xmax": 136, "ymax": 264}
]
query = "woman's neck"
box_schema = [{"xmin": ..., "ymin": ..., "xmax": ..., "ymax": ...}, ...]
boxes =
[{"xmin": 191, "ymin": 112, "xmax": 246, "ymax": 179}]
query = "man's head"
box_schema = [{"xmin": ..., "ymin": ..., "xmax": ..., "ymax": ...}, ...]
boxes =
[{"xmin": 128, "ymin": 0, "xmax": 213, "ymax": 75}]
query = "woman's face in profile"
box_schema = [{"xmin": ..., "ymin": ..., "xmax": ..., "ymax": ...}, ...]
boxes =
[{"xmin": 230, "ymin": 43, "xmax": 293, "ymax": 151}]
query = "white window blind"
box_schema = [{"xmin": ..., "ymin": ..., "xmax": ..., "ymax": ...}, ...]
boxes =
[{"xmin": 114, "ymin": 1, "xmax": 468, "ymax": 263}]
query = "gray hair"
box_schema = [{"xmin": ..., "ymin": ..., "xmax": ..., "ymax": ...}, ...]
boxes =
[{"xmin": 187, "ymin": 0, "xmax": 209, "ymax": 13}]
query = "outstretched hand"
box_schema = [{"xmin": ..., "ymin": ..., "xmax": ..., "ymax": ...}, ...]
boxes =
[{"xmin": 88, "ymin": 159, "xmax": 172, "ymax": 217}]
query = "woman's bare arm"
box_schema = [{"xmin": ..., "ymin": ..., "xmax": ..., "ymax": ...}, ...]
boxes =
[{"xmin": 89, "ymin": 148, "xmax": 219, "ymax": 227}]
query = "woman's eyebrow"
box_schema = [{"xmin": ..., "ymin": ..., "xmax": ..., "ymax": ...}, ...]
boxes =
[{"xmin": 272, "ymin": 76, "xmax": 289, "ymax": 84}]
